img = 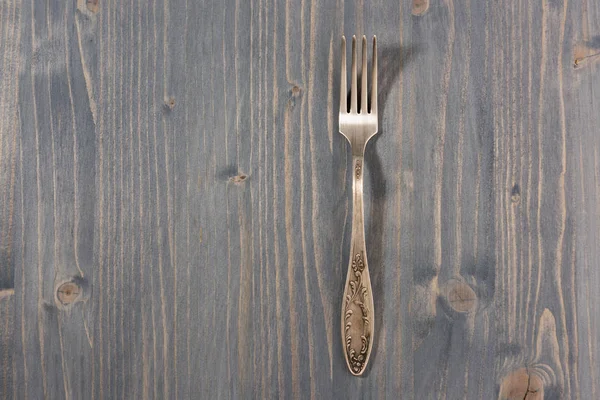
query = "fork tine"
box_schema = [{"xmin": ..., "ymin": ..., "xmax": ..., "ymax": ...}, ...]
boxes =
[
  {"xmin": 371, "ymin": 36, "xmax": 377, "ymax": 114},
  {"xmin": 361, "ymin": 36, "xmax": 368, "ymax": 114},
  {"xmin": 350, "ymin": 35, "xmax": 357, "ymax": 113},
  {"xmin": 340, "ymin": 36, "xmax": 347, "ymax": 114}
]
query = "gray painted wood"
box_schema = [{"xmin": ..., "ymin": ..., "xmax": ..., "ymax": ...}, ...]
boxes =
[{"xmin": 0, "ymin": 0, "xmax": 599, "ymax": 398}]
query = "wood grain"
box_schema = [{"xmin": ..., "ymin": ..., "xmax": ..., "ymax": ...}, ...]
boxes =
[
  {"xmin": 0, "ymin": 0, "xmax": 599, "ymax": 398},
  {"xmin": 0, "ymin": 0, "xmax": 20, "ymax": 396}
]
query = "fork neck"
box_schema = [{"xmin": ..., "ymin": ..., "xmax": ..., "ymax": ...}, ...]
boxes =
[
  {"xmin": 351, "ymin": 155, "xmax": 365, "ymax": 236},
  {"xmin": 349, "ymin": 136, "xmax": 368, "ymax": 157}
]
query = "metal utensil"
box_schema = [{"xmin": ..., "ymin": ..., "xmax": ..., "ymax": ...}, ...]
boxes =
[{"xmin": 339, "ymin": 35, "xmax": 378, "ymax": 376}]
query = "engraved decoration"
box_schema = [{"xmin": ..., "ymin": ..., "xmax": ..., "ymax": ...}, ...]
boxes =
[
  {"xmin": 344, "ymin": 251, "xmax": 371, "ymax": 374},
  {"xmin": 355, "ymin": 160, "xmax": 362, "ymax": 179}
]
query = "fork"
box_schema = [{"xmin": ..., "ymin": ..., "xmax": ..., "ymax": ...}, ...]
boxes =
[{"xmin": 339, "ymin": 35, "xmax": 377, "ymax": 376}]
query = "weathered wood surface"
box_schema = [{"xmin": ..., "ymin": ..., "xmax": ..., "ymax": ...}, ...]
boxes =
[{"xmin": 0, "ymin": 0, "xmax": 599, "ymax": 398}]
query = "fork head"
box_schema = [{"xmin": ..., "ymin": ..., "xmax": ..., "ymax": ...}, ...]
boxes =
[{"xmin": 339, "ymin": 35, "xmax": 378, "ymax": 153}]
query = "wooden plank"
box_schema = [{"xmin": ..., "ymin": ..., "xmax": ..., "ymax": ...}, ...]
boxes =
[
  {"xmin": 0, "ymin": 0, "xmax": 20, "ymax": 396},
  {"xmin": 0, "ymin": 291, "xmax": 14, "ymax": 399},
  {"xmin": 11, "ymin": 0, "xmax": 97, "ymax": 398},
  {"xmin": 1, "ymin": 0, "xmax": 599, "ymax": 398},
  {"xmin": 0, "ymin": 0, "xmax": 20, "ymax": 295},
  {"xmin": 571, "ymin": 2, "xmax": 600, "ymax": 397},
  {"xmin": 491, "ymin": 1, "xmax": 581, "ymax": 398}
]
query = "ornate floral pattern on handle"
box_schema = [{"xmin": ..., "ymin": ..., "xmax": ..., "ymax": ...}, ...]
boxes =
[{"xmin": 343, "ymin": 251, "xmax": 373, "ymax": 375}]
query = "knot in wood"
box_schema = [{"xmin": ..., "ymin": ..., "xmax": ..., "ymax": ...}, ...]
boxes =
[
  {"xmin": 167, "ymin": 97, "xmax": 176, "ymax": 109},
  {"xmin": 511, "ymin": 184, "xmax": 521, "ymax": 204},
  {"xmin": 57, "ymin": 282, "xmax": 82, "ymax": 306},
  {"xmin": 499, "ymin": 368, "xmax": 543, "ymax": 399},
  {"xmin": 445, "ymin": 281, "xmax": 477, "ymax": 313}
]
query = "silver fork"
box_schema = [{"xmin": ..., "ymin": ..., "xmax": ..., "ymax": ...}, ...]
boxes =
[{"xmin": 339, "ymin": 35, "xmax": 377, "ymax": 376}]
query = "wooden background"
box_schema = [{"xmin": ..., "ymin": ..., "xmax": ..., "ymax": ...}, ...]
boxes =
[{"xmin": 1, "ymin": 0, "xmax": 599, "ymax": 398}]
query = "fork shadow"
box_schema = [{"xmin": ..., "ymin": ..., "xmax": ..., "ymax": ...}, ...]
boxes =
[{"xmin": 361, "ymin": 43, "xmax": 420, "ymax": 375}]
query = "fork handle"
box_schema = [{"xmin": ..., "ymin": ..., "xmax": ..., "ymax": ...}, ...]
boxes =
[{"xmin": 342, "ymin": 155, "xmax": 375, "ymax": 376}]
